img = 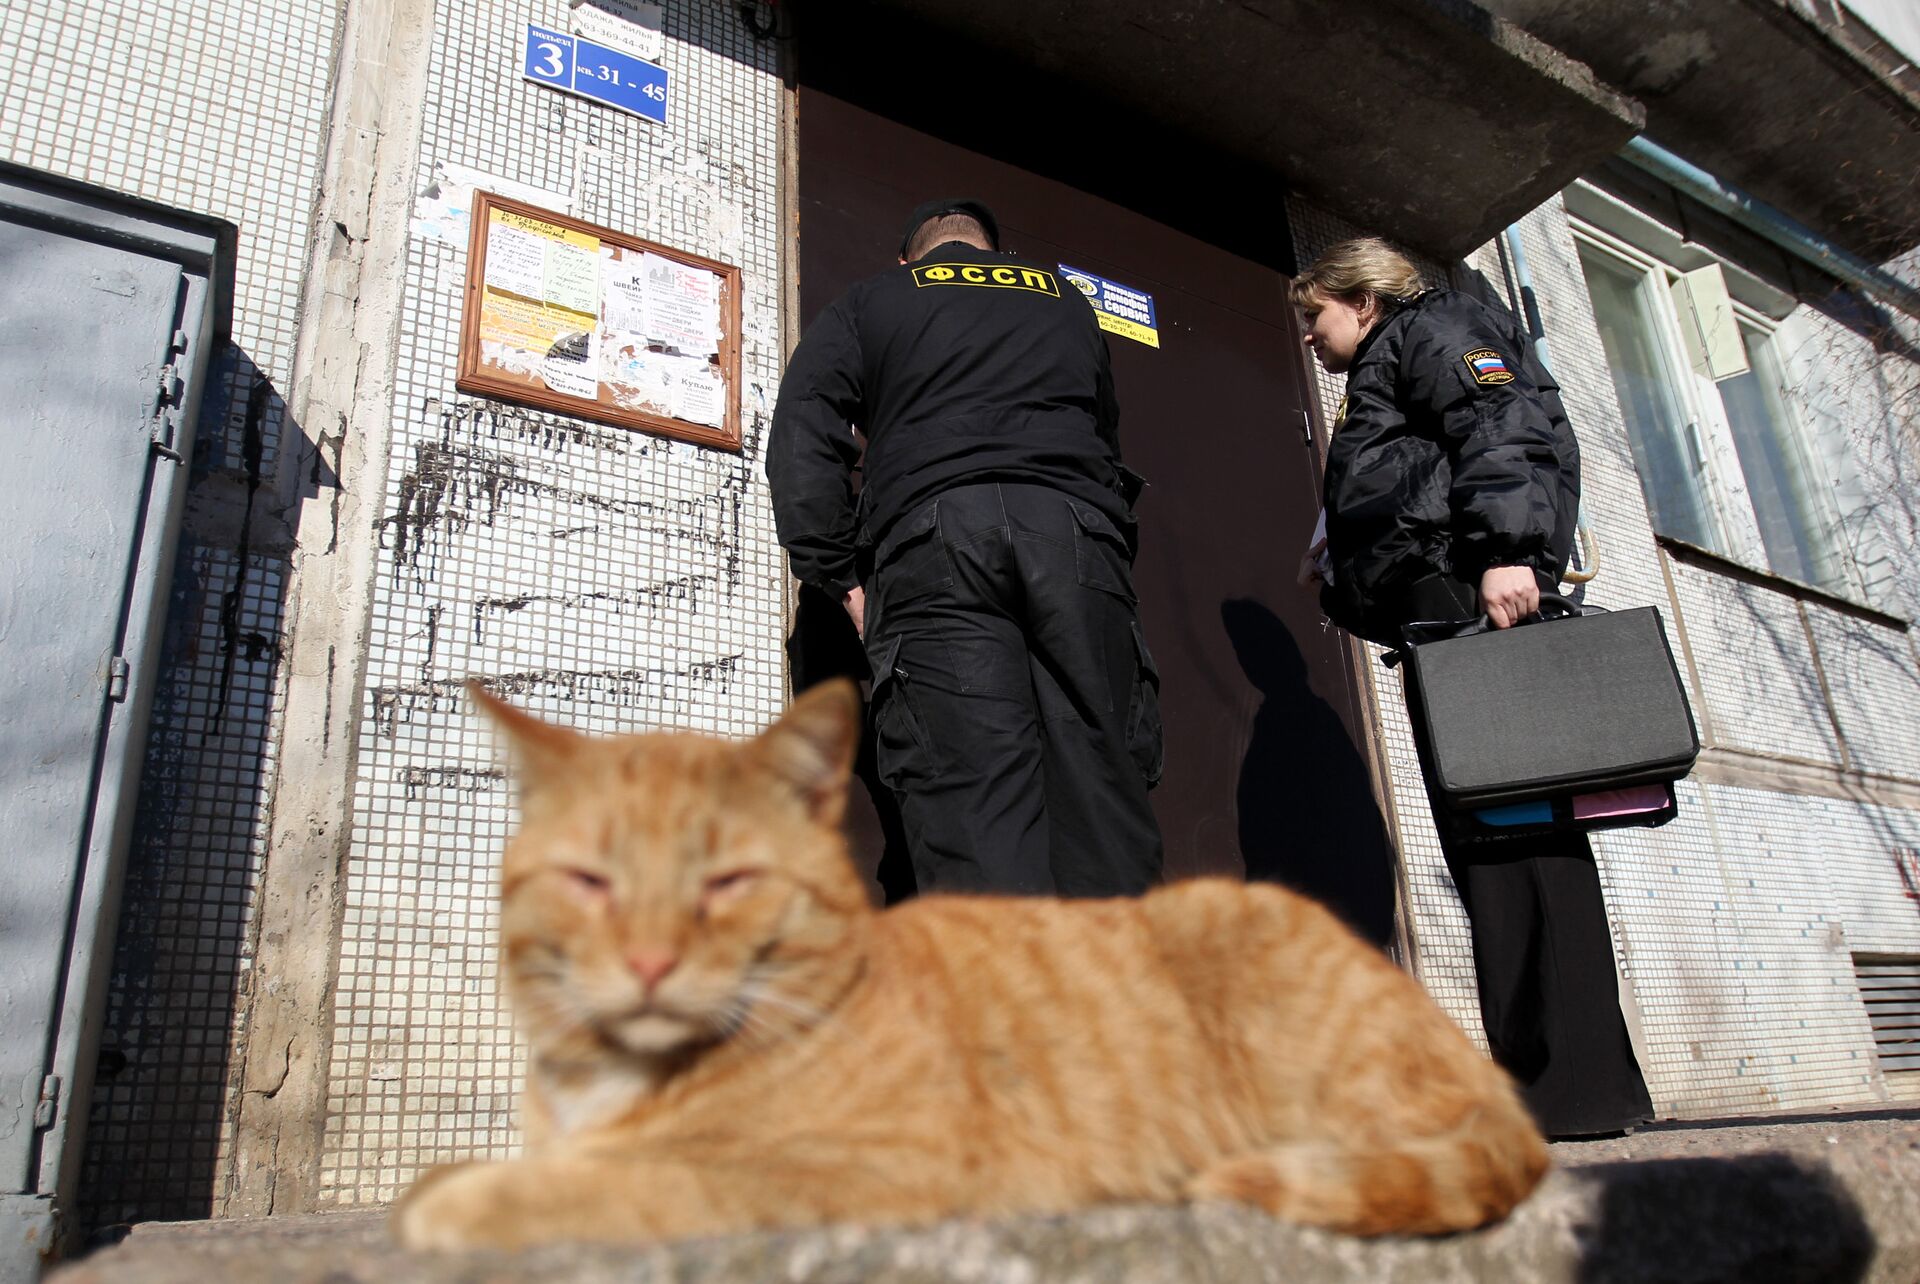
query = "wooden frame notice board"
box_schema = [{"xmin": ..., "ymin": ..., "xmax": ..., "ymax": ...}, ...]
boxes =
[{"xmin": 457, "ymin": 191, "xmax": 743, "ymax": 451}]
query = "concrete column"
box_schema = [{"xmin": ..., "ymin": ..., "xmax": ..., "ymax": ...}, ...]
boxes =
[{"xmin": 224, "ymin": 0, "xmax": 435, "ymax": 1217}]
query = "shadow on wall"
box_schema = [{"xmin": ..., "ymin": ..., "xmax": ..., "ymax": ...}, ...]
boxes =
[
  {"xmin": 1220, "ymin": 599, "xmax": 1398, "ymax": 949},
  {"xmin": 79, "ymin": 344, "xmax": 298, "ymax": 1238},
  {"xmin": 1574, "ymin": 1152, "xmax": 1875, "ymax": 1282}
]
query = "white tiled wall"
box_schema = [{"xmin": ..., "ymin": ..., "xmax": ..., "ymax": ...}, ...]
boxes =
[
  {"xmin": 315, "ymin": 1, "xmax": 789, "ymax": 1207},
  {"xmin": 3, "ymin": 0, "xmax": 790, "ymax": 1220},
  {"xmin": 1664, "ymin": 563, "xmax": 1843, "ymax": 766},
  {"xmin": 1, "ymin": 0, "xmax": 342, "ymax": 1227},
  {"xmin": 1803, "ymin": 604, "xmax": 1920, "ymax": 779}
]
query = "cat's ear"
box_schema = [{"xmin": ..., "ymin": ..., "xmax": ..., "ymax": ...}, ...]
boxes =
[
  {"xmin": 753, "ymin": 679, "xmax": 860, "ymax": 826},
  {"xmin": 468, "ymin": 680, "xmax": 583, "ymax": 790}
]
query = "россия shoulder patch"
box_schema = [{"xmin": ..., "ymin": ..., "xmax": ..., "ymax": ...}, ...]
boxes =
[{"xmin": 1462, "ymin": 347, "xmax": 1514, "ymax": 385}]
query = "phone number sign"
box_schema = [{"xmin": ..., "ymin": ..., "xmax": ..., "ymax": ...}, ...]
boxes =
[{"xmin": 523, "ymin": 24, "xmax": 668, "ymax": 125}]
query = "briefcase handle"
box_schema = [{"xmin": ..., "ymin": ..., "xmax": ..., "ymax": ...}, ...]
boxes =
[{"xmin": 1384, "ymin": 591, "xmax": 1592, "ymax": 667}]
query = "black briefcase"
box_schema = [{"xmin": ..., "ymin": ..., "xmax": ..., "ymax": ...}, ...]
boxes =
[{"xmin": 1395, "ymin": 595, "xmax": 1699, "ymax": 842}]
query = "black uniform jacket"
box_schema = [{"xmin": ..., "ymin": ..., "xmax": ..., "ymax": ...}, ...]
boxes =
[
  {"xmin": 768, "ymin": 242, "xmax": 1131, "ymax": 597},
  {"xmin": 1320, "ymin": 288, "xmax": 1580, "ymax": 645}
]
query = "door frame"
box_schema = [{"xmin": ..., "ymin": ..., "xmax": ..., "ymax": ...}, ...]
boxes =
[{"xmin": 777, "ymin": 42, "xmax": 1406, "ymax": 949}]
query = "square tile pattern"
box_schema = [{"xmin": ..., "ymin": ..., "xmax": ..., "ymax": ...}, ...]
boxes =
[
  {"xmin": 317, "ymin": 1, "xmax": 787, "ymax": 1207},
  {"xmin": 2, "ymin": 0, "xmax": 339, "ymax": 1227}
]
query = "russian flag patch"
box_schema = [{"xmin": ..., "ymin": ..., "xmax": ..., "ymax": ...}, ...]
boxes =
[{"xmin": 1462, "ymin": 347, "xmax": 1515, "ymax": 385}]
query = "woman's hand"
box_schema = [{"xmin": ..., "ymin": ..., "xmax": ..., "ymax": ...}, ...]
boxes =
[
  {"xmin": 1297, "ymin": 540, "xmax": 1327, "ymax": 589},
  {"xmin": 1480, "ymin": 565, "xmax": 1539, "ymax": 629}
]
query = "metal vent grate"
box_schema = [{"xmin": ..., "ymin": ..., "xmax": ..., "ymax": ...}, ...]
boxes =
[{"xmin": 1857, "ymin": 957, "xmax": 1920, "ymax": 1093}]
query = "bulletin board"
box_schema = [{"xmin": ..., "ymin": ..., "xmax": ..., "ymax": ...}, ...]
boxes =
[{"xmin": 456, "ymin": 191, "xmax": 743, "ymax": 451}]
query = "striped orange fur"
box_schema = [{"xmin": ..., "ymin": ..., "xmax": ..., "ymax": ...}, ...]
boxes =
[{"xmin": 391, "ymin": 680, "xmax": 1547, "ymax": 1251}]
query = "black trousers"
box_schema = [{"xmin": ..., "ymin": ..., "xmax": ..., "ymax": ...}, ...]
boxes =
[
  {"xmin": 786, "ymin": 583, "xmax": 917, "ymax": 904},
  {"xmin": 1400, "ymin": 574, "xmax": 1655, "ymax": 1137},
  {"xmin": 862, "ymin": 483, "xmax": 1165, "ymax": 897}
]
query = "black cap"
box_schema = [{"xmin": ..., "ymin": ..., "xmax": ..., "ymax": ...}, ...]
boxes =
[{"xmin": 899, "ymin": 197, "xmax": 999, "ymax": 259}]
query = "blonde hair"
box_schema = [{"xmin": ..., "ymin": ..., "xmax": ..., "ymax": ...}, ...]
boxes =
[{"xmin": 1291, "ymin": 238, "xmax": 1425, "ymax": 312}]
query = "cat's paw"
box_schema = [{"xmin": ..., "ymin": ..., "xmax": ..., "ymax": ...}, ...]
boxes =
[{"xmin": 391, "ymin": 1161, "xmax": 531, "ymax": 1252}]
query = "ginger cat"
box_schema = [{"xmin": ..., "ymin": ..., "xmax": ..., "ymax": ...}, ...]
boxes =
[{"xmin": 392, "ymin": 680, "xmax": 1547, "ymax": 1251}]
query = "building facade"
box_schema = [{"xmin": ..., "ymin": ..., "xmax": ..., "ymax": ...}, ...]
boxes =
[{"xmin": 2, "ymin": 0, "xmax": 1916, "ymax": 1261}]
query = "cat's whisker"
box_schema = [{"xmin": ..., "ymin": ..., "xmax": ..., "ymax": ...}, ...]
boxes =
[
  {"xmin": 513, "ymin": 985, "xmax": 600, "ymax": 1041},
  {"xmin": 743, "ymin": 992, "xmax": 827, "ymax": 1030},
  {"xmin": 726, "ymin": 980, "xmax": 836, "ymax": 1049},
  {"xmin": 719, "ymin": 1011, "xmax": 783, "ymax": 1055}
]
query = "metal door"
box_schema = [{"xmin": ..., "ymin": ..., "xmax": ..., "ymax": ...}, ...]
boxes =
[
  {"xmin": 0, "ymin": 166, "xmax": 229, "ymax": 1278},
  {"xmin": 793, "ymin": 81, "xmax": 1398, "ymax": 940}
]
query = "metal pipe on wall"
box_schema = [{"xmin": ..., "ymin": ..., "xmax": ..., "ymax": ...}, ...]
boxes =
[
  {"xmin": 1500, "ymin": 222, "xmax": 1599, "ymax": 585},
  {"xmin": 1619, "ymin": 135, "xmax": 1920, "ymax": 324}
]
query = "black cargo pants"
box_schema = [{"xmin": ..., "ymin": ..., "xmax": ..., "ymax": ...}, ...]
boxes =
[{"xmin": 862, "ymin": 482, "xmax": 1165, "ymax": 897}]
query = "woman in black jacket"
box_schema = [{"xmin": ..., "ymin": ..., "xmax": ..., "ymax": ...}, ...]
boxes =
[{"xmin": 1296, "ymin": 237, "xmax": 1652, "ymax": 1138}]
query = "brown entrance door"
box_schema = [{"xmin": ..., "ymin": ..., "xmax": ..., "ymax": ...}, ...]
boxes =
[{"xmin": 792, "ymin": 66, "xmax": 1395, "ymax": 943}]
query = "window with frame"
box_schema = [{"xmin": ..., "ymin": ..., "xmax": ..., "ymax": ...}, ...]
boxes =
[{"xmin": 1574, "ymin": 226, "xmax": 1866, "ymax": 600}]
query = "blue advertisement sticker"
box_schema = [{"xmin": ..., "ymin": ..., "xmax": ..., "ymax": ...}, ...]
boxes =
[{"xmin": 1058, "ymin": 265, "xmax": 1159, "ymax": 348}]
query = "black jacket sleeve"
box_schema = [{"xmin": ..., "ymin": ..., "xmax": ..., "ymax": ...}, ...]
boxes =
[
  {"xmin": 1092, "ymin": 337, "xmax": 1147, "ymax": 509},
  {"xmin": 1314, "ymin": 355, "xmax": 1412, "ymax": 642},
  {"xmin": 1094, "ymin": 338, "xmax": 1120, "ymax": 456},
  {"xmin": 1399, "ymin": 309, "xmax": 1567, "ymax": 579},
  {"xmin": 767, "ymin": 299, "xmax": 866, "ymax": 597}
]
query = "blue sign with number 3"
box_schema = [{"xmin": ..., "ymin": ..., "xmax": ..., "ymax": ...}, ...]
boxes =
[{"xmin": 524, "ymin": 24, "xmax": 668, "ymax": 125}]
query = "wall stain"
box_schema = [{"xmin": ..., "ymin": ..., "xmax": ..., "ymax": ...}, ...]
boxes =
[
  {"xmin": 372, "ymin": 654, "xmax": 744, "ymax": 734},
  {"xmin": 470, "ymin": 572, "xmax": 720, "ymax": 642},
  {"xmin": 419, "ymin": 604, "xmax": 442, "ymax": 683},
  {"xmin": 435, "ymin": 397, "xmax": 637, "ymax": 457},
  {"xmin": 400, "ymin": 765, "xmax": 506, "ymax": 797},
  {"xmin": 378, "ymin": 441, "xmax": 738, "ymax": 577}
]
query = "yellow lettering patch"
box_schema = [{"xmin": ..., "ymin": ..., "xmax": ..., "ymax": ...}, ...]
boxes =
[{"xmin": 912, "ymin": 263, "xmax": 1060, "ymax": 296}]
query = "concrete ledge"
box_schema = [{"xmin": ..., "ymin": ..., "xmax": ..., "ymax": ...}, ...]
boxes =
[
  {"xmin": 814, "ymin": 0, "xmax": 1645, "ymax": 260},
  {"xmin": 56, "ymin": 1129, "xmax": 1920, "ymax": 1283}
]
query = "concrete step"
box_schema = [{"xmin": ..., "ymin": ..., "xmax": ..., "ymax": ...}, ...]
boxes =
[{"xmin": 55, "ymin": 1117, "xmax": 1920, "ymax": 1283}]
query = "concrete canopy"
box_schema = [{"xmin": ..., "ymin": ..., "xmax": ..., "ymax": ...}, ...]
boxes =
[
  {"xmin": 1480, "ymin": 0, "xmax": 1920, "ymax": 261},
  {"xmin": 842, "ymin": 0, "xmax": 1643, "ymax": 260}
]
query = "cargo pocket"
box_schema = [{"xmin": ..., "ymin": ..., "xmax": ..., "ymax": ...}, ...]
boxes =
[
  {"xmin": 867, "ymin": 634, "xmax": 936, "ymax": 790},
  {"xmin": 1069, "ymin": 501, "xmax": 1137, "ymax": 601},
  {"xmin": 1126, "ymin": 621, "xmax": 1164, "ymax": 788},
  {"xmin": 872, "ymin": 500, "xmax": 953, "ymax": 604}
]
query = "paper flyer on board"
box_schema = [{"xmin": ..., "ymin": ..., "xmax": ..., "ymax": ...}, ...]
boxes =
[
  {"xmin": 641, "ymin": 251, "xmax": 721, "ymax": 355},
  {"xmin": 569, "ymin": 0, "xmax": 665, "ymax": 61},
  {"xmin": 480, "ymin": 292, "xmax": 593, "ymax": 355},
  {"xmin": 543, "ymin": 232, "xmax": 601, "ymax": 315},
  {"xmin": 485, "ymin": 214, "xmax": 548, "ymax": 298},
  {"xmin": 602, "ymin": 342, "xmax": 722, "ymax": 423},
  {"xmin": 478, "ymin": 217, "xmax": 729, "ymax": 426},
  {"xmin": 540, "ymin": 327, "xmax": 599, "ymax": 398},
  {"xmin": 672, "ymin": 365, "xmax": 726, "ymax": 427},
  {"xmin": 601, "ymin": 251, "xmax": 651, "ymax": 333}
]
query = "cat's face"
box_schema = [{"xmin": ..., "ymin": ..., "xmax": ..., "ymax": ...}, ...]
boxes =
[{"xmin": 475, "ymin": 682, "xmax": 869, "ymax": 1062}]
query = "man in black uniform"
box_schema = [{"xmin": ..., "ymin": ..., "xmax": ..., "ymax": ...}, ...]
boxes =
[{"xmin": 768, "ymin": 198, "xmax": 1164, "ymax": 897}]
